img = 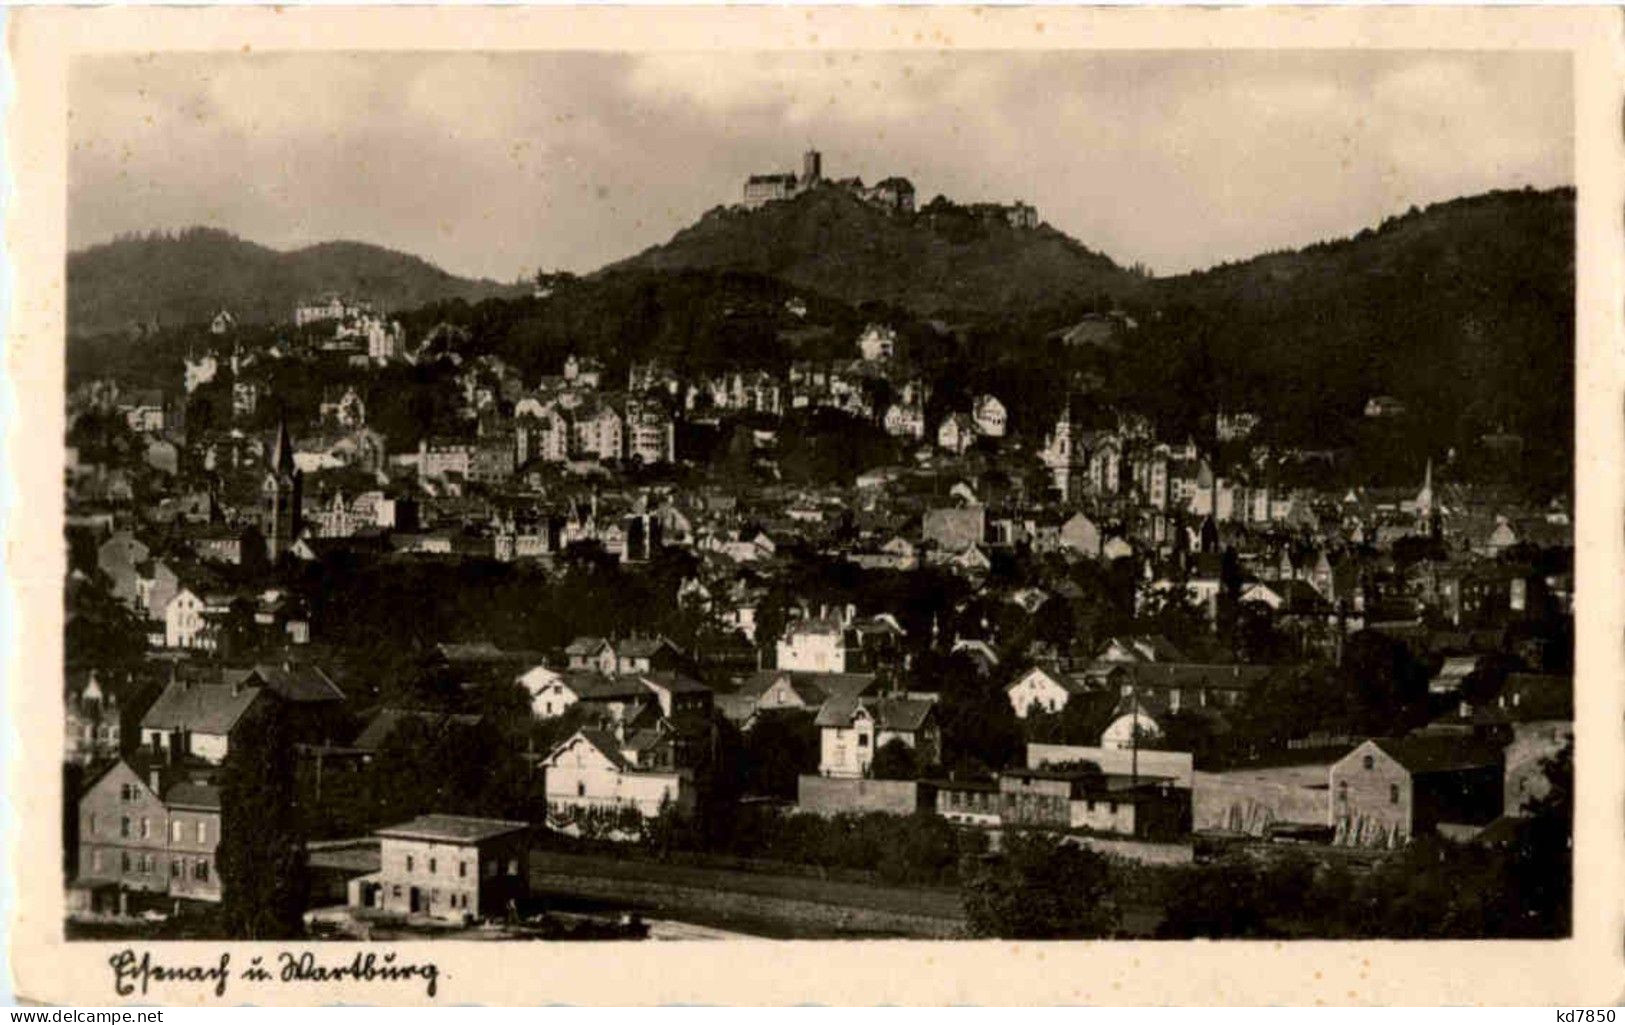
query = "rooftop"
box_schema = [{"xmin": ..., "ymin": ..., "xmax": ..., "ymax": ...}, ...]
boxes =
[{"xmin": 375, "ymin": 814, "xmax": 531, "ymax": 845}]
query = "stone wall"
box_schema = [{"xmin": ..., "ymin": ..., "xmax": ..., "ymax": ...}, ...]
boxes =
[{"xmin": 796, "ymin": 775, "xmax": 927, "ymax": 817}]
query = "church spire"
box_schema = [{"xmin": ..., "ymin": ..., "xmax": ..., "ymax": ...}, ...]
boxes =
[{"xmin": 270, "ymin": 417, "xmax": 295, "ymax": 476}]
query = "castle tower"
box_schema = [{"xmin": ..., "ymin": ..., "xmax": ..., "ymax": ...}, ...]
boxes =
[
  {"xmin": 263, "ymin": 416, "xmax": 304, "ymax": 561},
  {"xmin": 801, "ymin": 149, "xmax": 822, "ymax": 187}
]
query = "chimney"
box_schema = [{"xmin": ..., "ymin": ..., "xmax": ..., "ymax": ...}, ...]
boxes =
[{"xmin": 149, "ymin": 768, "xmax": 164, "ymax": 794}]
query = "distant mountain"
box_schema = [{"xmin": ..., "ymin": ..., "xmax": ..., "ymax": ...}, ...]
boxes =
[
  {"xmin": 1118, "ymin": 187, "xmax": 1575, "ymax": 492},
  {"xmin": 67, "ymin": 228, "xmax": 521, "ymax": 338},
  {"xmin": 603, "ymin": 186, "xmax": 1147, "ymax": 317}
]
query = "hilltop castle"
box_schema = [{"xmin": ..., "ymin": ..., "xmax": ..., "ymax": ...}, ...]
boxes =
[
  {"xmin": 742, "ymin": 149, "xmax": 916, "ymax": 214},
  {"xmin": 740, "ymin": 149, "xmax": 1036, "ymax": 228}
]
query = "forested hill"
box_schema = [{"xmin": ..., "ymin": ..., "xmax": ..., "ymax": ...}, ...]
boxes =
[
  {"xmin": 1116, "ymin": 187, "xmax": 1575, "ymax": 491},
  {"xmin": 604, "ymin": 186, "xmax": 1148, "ymax": 317},
  {"xmin": 67, "ymin": 228, "xmax": 521, "ymax": 338}
]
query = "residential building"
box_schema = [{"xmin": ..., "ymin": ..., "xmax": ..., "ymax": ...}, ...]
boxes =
[
  {"xmin": 777, "ymin": 617, "xmax": 848, "ymax": 674},
  {"xmin": 75, "ymin": 759, "xmax": 223, "ymax": 904},
  {"xmin": 137, "ymin": 678, "xmax": 268, "ymax": 764},
  {"xmin": 937, "ymin": 413, "xmax": 978, "ymax": 455},
  {"xmin": 816, "ymin": 695, "xmax": 940, "ymax": 778},
  {"xmin": 971, "ymin": 395, "xmax": 1007, "ymax": 438},
  {"xmin": 857, "ymin": 324, "xmax": 897, "ymax": 362},
  {"xmin": 352, "ymin": 815, "xmax": 531, "ymax": 921},
  {"xmin": 541, "ymin": 729, "xmax": 695, "ymax": 820},
  {"xmin": 883, "ymin": 402, "xmax": 926, "ymax": 441}
]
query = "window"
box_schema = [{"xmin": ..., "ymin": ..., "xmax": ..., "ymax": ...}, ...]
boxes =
[
  {"xmin": 406, "ymin": 855, "xmax": 414, "ymax": 872},
  {"xmin": 459, "ymin": 861, "xmax": 467, "ymax": 878},
  {"xmin": 121, "ymin": 852, "xmax": 131, "ymax": 873},
  {"xmin": 507, "ymin": 859, "xmax": 519, "ymax": 876},
  {"xmin": 87, "ymin": 813, "xmax": 97, "ymax": 835},
  {"xmin": 171, "ymin": 860, "xmax": 182, "ymax": 879},
  {"xmin": 429, "ymin": 858, "xmax": 437, "ymax": 874},
  {"xmin": 1389, "ymin": 784, "xmax": 1400, "ymax": 805},
  {"xmin": 857, "ymin": 734, "xmax": 869, "ymax": 748},
  {"xmin": 1337, "ymin": 781, "xmax": 1348, "ymax": 801},
  {"xmin": 196, "ymin": 860, "xmax": 210, "ymax": 882},
  {"xmin": 120, "ymin": 816, "xmax": 130, "ymax": 838},
  {"xmin": 485, "ymin": 860, "xmax": 497, "ymax": 879},
  {"xmin": 197, "ymin": 821, "xmax": 206, "ymax": 844},
  {"xmin": 1362, "ymin": 755, "xmax": 1374, "ymax": 770},
  {"xmin": 140, "ymin": 817, "xmax": 150, "ymax": 839},
  {"xmin": 172, "ymin": 821, "xmax": 184, "ymax": 843},
  {"xmin": 393, "ymin": 885, "xmax": 402, "ymax": 898},
  {"xmin": 92, "ymin": 850, "xmax": 104, "ymax": 872},
  {"xmin": 577, "ymin": 781, "xmax": 586, "ymax": 797}
]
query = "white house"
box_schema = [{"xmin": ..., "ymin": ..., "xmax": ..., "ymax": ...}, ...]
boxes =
[
  {"xmin": 776, "ymin": 617, "xmax": 847, "ymax": 673},
  {"xmin": 540, "ymin": 729, "xmax": 692, "ymax": 819},
  {"xmin": 517, "ymin": 664, "xmax": 573, "ymax": 718},
  {"xmin": 882, "ymin": 403, "xmax": 926, "ymax": 440},
  {"xmin": 856, "ymin": 324, "xmax": 897, "ymax": 362},
  {"xmin": 164, "ymin": 588, "xmax": 209, "ymax": 650},
  {"xmin": 1005, "ymin": 666, "xmax": 1095, "ymax": 718},
  {"xmin": 815, "ymin": 695, "xmax": 940, "ymax": 778},
  {"xmin": 972, "ymin": 395, "xmax": 1007, "ymax": 438}
]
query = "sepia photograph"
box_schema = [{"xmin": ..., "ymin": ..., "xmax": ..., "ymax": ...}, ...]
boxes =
[{"xmin": 9, "ymin": 3, "xmax": 1624, "ymax": 1008}]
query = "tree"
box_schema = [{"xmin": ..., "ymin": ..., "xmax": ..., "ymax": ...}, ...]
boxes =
[
  {"xmin": 741, "ymin": 710, "xmax": 820, "ymax": 798},
  {"xmin": 870, "ymin": 737, "xmax": 920, "ymax": 780},
  {"xmin": 962, "ymin": 832, "xmax": 1118, "ymax": 938},
  {"xmin": 1156, "ymin": 856, "xmax": 1274, "ymax": 938},
  {"xmin": 1338, "ymin": 630, "xmax": 1431, "ymax": 733},
  {"xmin": 217, "ymin": 706, "xmax": 309, "ymax": 939}
]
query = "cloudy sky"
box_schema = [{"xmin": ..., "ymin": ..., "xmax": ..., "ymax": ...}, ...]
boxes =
[{"xmin": 69, "ymin": 50, "xmax": 1572, "ymax": 281}]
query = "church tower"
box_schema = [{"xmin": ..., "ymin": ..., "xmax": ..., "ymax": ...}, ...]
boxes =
[{"xmin": 263, "ymin": 417, "xmax": 303, "ymax": 561}]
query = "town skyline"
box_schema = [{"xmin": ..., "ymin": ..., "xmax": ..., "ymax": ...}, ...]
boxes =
[{"xmin": 69, "ymin": 50, "xmax": 1572, "ymax": 282}]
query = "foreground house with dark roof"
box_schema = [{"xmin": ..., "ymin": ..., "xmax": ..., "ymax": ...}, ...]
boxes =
[
  {"xmin": 351, "ymin": 815, "xmax": 531, "ymax": 922},
  {"xmin": 1329, "ymin": 737, "xmax": 1505, "ymax": 848},
  {"xmin": 138, "ymin": 677, "xmax": 270, "ymax": 764}
]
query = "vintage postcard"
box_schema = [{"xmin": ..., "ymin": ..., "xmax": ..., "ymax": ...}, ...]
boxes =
[{"xmin": 7, "ymin": 3, "xmax": 1624, "ymax": 1006}]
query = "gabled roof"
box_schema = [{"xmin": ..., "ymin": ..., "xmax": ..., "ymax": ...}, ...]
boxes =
[
  {"xmin": 1007, "ymin": 665, "xmax": 1096, "ymax": 697},
  {"xmin": 1110, "ymin": 662, "xmax": 1277, "ymax": 692},
  {"xmin": 225, "ymin": 663, "xmax": 345, "ymax": 704},
  {"xmin": 637, "ymin": 670, "xmax": 711, "ymax": 696},
  {"xmin": 617, "ymin": 635, "xmax": 680, "ymax": 659},
  {"xmin": 139, "ymin": 681, "xmax": 263, "ymax": 735},
  {"xmin": 815, "ymin": 693, "xmax": 935, "ymax": 732},
  {"xmin": 566, "ymin": 636, "xmax": 612, "ymax": 656},
  {"xmin": 1368, "ymin": 736, "xmax": 1503, "ymax": 774},
  {"xmin": 351, "ymin": 708, "xmax": 484, "ymax": 751},
  {"xmin": 568, "ymin": 672, "xmax": 656, "ymax": 702},
  {"xmin": 737, "ymin": 670, "xmax": 876, "ymax": 706}
]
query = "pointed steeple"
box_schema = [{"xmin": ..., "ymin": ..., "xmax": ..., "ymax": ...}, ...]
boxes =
[
  {"xmin": 1415, "ymin": 458, "xmax": 1434, "ymax": 518},
  {"xmin": 270, "ymin": 417, "xmax": 295, "ymax": 477}
]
